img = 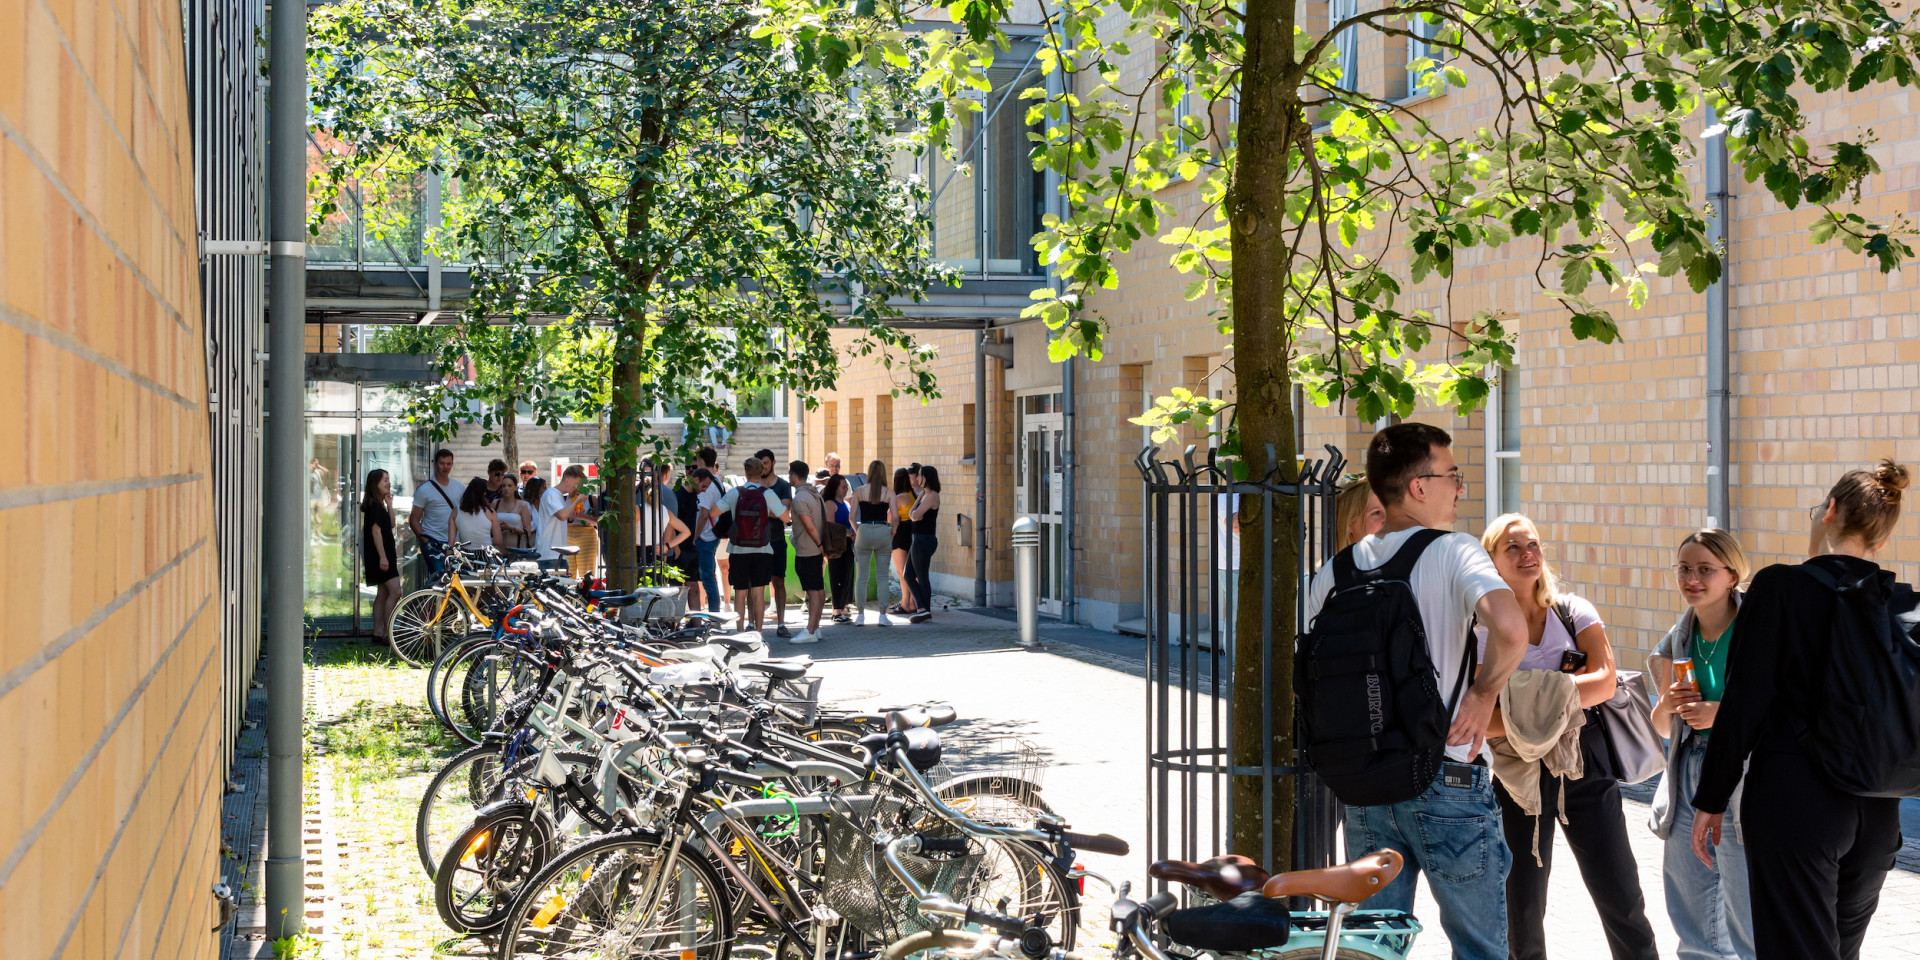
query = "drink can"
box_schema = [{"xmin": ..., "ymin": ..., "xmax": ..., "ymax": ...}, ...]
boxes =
[{"xmin": 1673, "ymin": 657, "xmax": 1696, "ymax": 690}]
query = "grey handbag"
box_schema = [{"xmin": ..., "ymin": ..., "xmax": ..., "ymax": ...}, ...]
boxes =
[{"xmin": 1594, "ymin": 669, "xmax": 1666, "ymax": 784}]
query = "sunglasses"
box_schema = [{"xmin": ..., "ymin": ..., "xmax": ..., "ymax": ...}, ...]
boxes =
[{"xmin": 520, "ymin": 469, "xmax": 536, "ymax": 476}]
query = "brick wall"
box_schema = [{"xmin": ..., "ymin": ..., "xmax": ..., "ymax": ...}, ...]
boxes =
[{"xmin": 0, "ymin": 0, "xmax": 226, "ymax": 953}]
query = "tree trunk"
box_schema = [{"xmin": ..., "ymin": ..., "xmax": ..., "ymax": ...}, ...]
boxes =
[
  {"xmin": 501, "ymin": 399, "xmax": 519, "ymax": 466},
  {"xmin": 604, "ymin": 315, "xmax": 645, "ymax": 590},
  {"xmin": 1225, "ymin": 0, "xmax": 1303, "ymax": 867}
]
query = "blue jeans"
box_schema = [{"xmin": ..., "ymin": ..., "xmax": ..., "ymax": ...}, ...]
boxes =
[
  {"xmin": 1345, "ymin": 761, "xmax": 1511, "ymax": 960},
  {"xmin": 1665, "ymin": 736, "xmax": 1755, "ymax": 960},
  {"xmin": 695, "ymin": 538, "xmax": 721, "ymax": 613},
  {"xmin": 421, "ymin": 536, "xmax": 449, "ymax": 581}
]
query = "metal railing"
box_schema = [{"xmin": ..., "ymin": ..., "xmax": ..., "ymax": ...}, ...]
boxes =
[{"xmin": 1137, "ymin": 442, "xmax": 1347, "ymax": 886}]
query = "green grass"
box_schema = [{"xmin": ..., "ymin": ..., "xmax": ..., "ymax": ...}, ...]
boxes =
[{"xmin": 307, "ymin": 643, "xmax": 463, "ymax": 789}]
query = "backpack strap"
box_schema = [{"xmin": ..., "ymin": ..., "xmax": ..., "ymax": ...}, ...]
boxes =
[
  {"xmin": 1331, "ymin": 527, "xmax": 1449, "ymax": 591},
  {"xmin": 1552, "ymin": 600, "xmax": 1579, "ymax": 642},
  {"xmin": 1445, "ymin": 617, "xmax": 1480, "ymax": 724}
]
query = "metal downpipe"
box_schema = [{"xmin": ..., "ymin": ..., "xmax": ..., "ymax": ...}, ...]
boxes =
[
  {"xmin": 975, "ymin": 332, "xmax": 989, "ymax": 608},
  {"xmin": 1705, "ymin": 110, "xmax": 1732, "ymax": 528},
  {"xmin": 264, "ymin": 0, "xmax": 309, "ymax": 939}
]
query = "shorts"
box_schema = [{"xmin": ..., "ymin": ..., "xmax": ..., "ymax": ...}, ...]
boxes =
[
  {"xmin": 891, "ymin": 525, "xmax": 914, "ymax": 552},
  {"xmin": 795, "ymin": 554, "xmax": 825, "ymax": 592},
  {"xmin": 728, "ymin": 552, "xmax": 776, "ymax": 591}
]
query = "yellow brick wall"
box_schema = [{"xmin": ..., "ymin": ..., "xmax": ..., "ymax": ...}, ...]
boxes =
[
  {"xmin": 0, "ymin": 0, "xmax": 224, "ymax": 953},
  {"xmin": 820, "ymin": 18, "xmax": 1920, "ymax": 650}
]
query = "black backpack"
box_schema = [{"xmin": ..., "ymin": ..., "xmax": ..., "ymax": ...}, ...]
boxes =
[
  {"xmin": 1297, "ymin": 529, "xmax": 1474, "ymax": 807},
  {"xmin": 1798, "ymin": 563, "xmax": 1920, "ymax": 797}
]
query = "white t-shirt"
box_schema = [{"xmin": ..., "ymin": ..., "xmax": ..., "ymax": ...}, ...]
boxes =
[
  {"xmin": 1218, "ymin": 494, "xmax": 1241, "ymax": 569},
  {"xmin": 1475, "ymin": 594, "xmax": 1602, "ymax": 673},
  {"xmin": 1305, "ymin": 526, "xmax": 1511, "ymax": 762},
  {"xmin": 633, "ymin": 504, "xmax": 676, "ymax": 548},
  {"xmin": 696, "ymin": 484, "xmax": 723, "ymax": 542},
  {"xmin": 454, "ymin": 509, "xmax": 493, "ymax": 549},
  {"xmin": 415, "ymin": 477, "xmax": 459, "ymax": 543},
  {"xmin": 537, "ymin": 488, "xmax": 571, "ymax": 560}
]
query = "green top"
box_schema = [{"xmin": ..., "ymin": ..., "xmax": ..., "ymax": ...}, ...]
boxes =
[{"xmin": 1691, "ymin": 615, "xmax": 1736, "ymax": 738}]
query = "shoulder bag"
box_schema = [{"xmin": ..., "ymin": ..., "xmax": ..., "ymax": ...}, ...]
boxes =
[{"xmin": 1554, "ymin": 602, "xmax": 1665, "ymax": 783}]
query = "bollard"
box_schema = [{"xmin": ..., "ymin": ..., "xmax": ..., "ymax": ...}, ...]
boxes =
[{"xmin": 1012, "ymin": 516, "xmax": 1040, "ymax": 647}]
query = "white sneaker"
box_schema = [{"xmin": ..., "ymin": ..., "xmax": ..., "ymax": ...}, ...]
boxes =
[{"xmin": 789, "ymin": 630, "xmax": 821, "ymax": 645}]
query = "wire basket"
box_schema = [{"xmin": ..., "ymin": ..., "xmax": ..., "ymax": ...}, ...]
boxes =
[
  {"xmin": 927, "ymin": 737, "xmax": 1051, "ymax": 826},
  {"xmin": 819, "ymin": 789, "xmax": 984, "ymax": 940}
]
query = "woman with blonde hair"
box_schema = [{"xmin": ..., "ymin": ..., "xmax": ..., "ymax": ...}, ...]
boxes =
[
  {"xmin": 1693, "ymin": 461, "xmax": 1912, "ymax": 958},
  {"xmin": 1648, "ymin": 528, "xmax": 1754, "ymax": 960},
  {"xmin": 1477, "ymin": 513, "xmax": 1658, "ymax": 960},
  {"xmin": 1334, "ymin": 477, "xmax": 1385, "ymax": 551}
]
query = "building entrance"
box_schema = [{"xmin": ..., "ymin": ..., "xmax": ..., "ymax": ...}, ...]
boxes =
[
  {"xmin": 1015, "ymin": 392, "xmax": 1066, "ymax": 617},
  {"xmin": 303, "ymin": 382, "xmax": 427, "ymax": 636}
]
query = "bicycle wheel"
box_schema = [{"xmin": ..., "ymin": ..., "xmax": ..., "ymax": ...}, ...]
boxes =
[
  {"xmin": 496, "ymin": 830, "xmax": 733, "ymax": 960},
  {"xmin": 391, "ymin": 589, "xmax": 471, "ymax": 667},
  {"xmin": 426, "ymin": 630, "xmax": 495, "ymax": 733},
  {"xmin": 416, "ymin": 743, "xmax": 507, "ymax": 877},
  {"xmin": 435, "ymin": 803, "xmax": 556, "ymax": 933},
  {"xmin": 954, "ymin": 837, "xmax": 1078, "ymax": 950},
  {"xmin": 449, "ymin": 643, "xmax": 544, "ymax": 742}
]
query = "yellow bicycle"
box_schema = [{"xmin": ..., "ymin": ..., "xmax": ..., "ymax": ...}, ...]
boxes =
[{"xmin": 389, "ymin": 548, "xmax": 521, "ymax": 666}]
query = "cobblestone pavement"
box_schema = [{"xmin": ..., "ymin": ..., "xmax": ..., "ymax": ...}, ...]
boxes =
[{"xmin": 259, "ymin": 601, "xmax": 1920, "ymax": 959}]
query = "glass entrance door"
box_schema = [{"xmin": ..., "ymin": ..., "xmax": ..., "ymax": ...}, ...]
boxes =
[
  {"xmin": 1015, "ymin": 393, "xmax": 1065, "ymax": 617},
  {"xmin": 305, "ymin": 416, "xmax": 360, "ymax": 634}
]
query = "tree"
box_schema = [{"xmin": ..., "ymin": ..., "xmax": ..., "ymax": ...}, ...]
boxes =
[
  {"xmin": 769, "ymin": 0, "xmax": 1920, "ymax": 859},
  {"xmin": 309, "ymin": 0, "xmax": 955, "ymax": 587},
  {"xmin": 369, "ymin": 322, "xmax": 611, "ymax": 466}
]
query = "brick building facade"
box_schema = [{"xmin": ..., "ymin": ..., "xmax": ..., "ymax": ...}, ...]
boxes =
[{"xmin": 794, "ymin": 10, "xmax": 1920, "ymax": 667}]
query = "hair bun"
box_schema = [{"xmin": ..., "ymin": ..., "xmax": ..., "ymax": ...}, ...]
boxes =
[{"xmin": 1873, "ymin": 459, "xmax": 1911, "ymax": 500}]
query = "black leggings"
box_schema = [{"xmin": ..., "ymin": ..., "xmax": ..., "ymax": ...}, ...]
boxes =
[
  {"xmin": 1743, "ymin": 746, "xmax": 1902, "ymax": 960},
  {"xmin": 906, "ymin": 535, "xmax": 938, "ymax": 611},
  {"xmin": 828, "ymin": 551, "xmax": 854, "ymax": 609},
  {"xmin": 1492, "ymin": 723, "xmax": 1658, "ymax": 960}
]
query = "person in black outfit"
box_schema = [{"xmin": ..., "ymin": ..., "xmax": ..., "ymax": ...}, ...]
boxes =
[
  {"xmin": 905, "ymin": 466, "xmax": 941, "ymax": 623},
  {"xmin": 360, "ymin": 469, "xmax": 401, "ymax": 644},
  {"xmin": 1693, "ymin": 460, "xmax": 1912, "ymax": 960}
]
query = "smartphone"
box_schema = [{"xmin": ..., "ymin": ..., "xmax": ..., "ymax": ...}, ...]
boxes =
[{"xmin": 1559, "ymin": 649, "xmax": 1589, "ymax": 673}]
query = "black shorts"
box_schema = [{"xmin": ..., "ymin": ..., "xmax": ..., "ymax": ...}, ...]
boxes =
[
  {"xmin": 891, "ymin": 525, "xmax": 914, "ymax": 551},
  {"xmin": 794, "ymin": 554, "xmax": 825, "ymax": 592},
  {"xmin": 728, "ymin": 552, "xmax": 776, "ymax": 591}
]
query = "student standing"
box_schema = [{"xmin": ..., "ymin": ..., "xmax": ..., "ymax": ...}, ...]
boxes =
[
  {"xmin": 1648, "ymin": 529, "xmax": 1754, "ymax": 960},
  {"xmin": 852, "ymin": 461, "xmax": 894, "ymax": 622},
  {"xmin": 823, "ymin": 474, "xmax": 856, "ymax": 621},
  {"xmin": 786, "ymin": 461, "xmax": 828, "ymax": 644},
  {"xmin": 1479, "ymin": 514, "xmax": 1658, "ymax": 960},
  {"xmin": 537, "ymin": 465, "xmax": 585, "ymax": 570},
  {"xmin": 409, "ymin": 448, "xmax": 460, "ymax": 578},
  {"xmin": 888, "ymin": 467, "xmax": 918, "ymax": 617},
  {"xmin": 1304, "ymin": 423, "xmax": 1529, "ymax": 960},
  {"xmin": 708, "ymin": 457, "xmax": 788, "ymax": 631},
  {"xmin": 904, "ymin": 466, "xmax": 942, "ymax": 623},
  {"xmin": 493, "ymin": 476, "xmax": 534, "ymax": 550},
  {"xmin": 454, "ymin": 477, "xmax": 503, "ymax": 549},
  {"xmin": 757, "ymin": 448, "xmax": 795, "ymax": 637},
  {"xmin": 1694, "ymin": 461, "xmax": 1912, "ymax": 960},
  {"xmin": 690, "ymin": 468, "xmax": 725, "ymax": 613},
  {"xmin": 634, "ymin": 479, "xmax": 692, "ymax": 580},
  {"xmin": 360, "ymin": 470, "xmax": 401, "ymax": 644},
  {"xmin": 1334, "ymin": 477, "xmax": 1385, "ymax": 552}
]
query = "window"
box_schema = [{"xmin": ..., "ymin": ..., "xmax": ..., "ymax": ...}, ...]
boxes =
[
  {"xmin": 1330, "ymin": 0, "xmax": 1360, "ymax": 91},
  {"xmin": 1486, "ymin": 365, "xmax": 1522, "ymax": 516},
  {"xmin": 962, "ymin": 403, "xmax": 977, "ymax": 464}
]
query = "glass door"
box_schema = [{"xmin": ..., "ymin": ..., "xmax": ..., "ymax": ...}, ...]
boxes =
[
  {"xmin": 1015, "ymin": 393, "xmax": 1065, "ymax": 617},
  {"xmin": 305, "ymin": 416, "xmax": 360, "ymax": 635}
]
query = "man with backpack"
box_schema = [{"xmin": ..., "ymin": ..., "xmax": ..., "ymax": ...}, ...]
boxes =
[
  {"xmin": 709, "ymin": 456, "xmax": 788, "ymax": 632},
  {"xmin": 1300, "ymin": 422, "xmax": 1531, "ymax": 960}
]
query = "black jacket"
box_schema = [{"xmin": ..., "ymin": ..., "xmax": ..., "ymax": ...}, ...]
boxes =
[{"xmin": 1694, "ymin": 554, "xmax": 1891, "ymax": 813}]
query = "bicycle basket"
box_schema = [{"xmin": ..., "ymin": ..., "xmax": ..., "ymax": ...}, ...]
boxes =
[
  {"xmin": 929, "ymin": 737, "xmax": 1050, "ymax": 826},
  {"xmin": 820, "ymin": 791, "xmax": 984, "ymax": 940}
]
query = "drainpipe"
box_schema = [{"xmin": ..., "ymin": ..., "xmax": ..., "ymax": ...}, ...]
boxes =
[
  {"xmin": 1044, "ymin": 68, "xmax": 1078, "ymax": 625},
  {"xmin": 1705, "ymin": 109, "xmax": 1732, "ymax": 529},
  {"xmin": 975, "ymin": 331, "xmax": 989, "ymax": 607},
  {"xmin": 265, "ymin": 0, "xmax": 309, "ymax": 940}
]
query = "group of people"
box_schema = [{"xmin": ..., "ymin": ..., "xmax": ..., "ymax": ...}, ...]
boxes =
[
  {"xmin": 637, "ymin": 449, "xmax": 947, "ymax": 642},
  {"xmin": 1303, "ymin": 421, "xmax": 1911, "ymax": 960},
  {"xmin": 356, "ymin": 450, "xmax": 597, "ymax": 644}
]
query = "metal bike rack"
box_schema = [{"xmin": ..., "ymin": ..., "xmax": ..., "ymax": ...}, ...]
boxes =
[{"xmin": 1137, "ymin": 443, "xmax": 1345, "ymax": 888}]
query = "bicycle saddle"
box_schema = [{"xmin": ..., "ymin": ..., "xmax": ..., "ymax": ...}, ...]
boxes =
[
  {"xmin": 635, "ymin": 585, "xmax": 682, "ymax": 598},
  {"xmin": 593, "ymin": 595, "xmax": 642, "ymax": 608},
  {"xmin": 1260, "ymin": 849, "xmax": 1404, "ymax": 905},
  {"xmin": 740, "ymin": 659, "xmax": 809, "ymax": 682},
  {"xmin": 1147, "ymin": 854, "xmax": 1270, "ymax": 902},
  {"xmin": 1163, "ymin": 891, "xmax": 1293, "ymax": 952},
  {"xmin": 552, "ymin": 545, "xmax": 581, "ymax": 557},
  {"xmin": 711, "ymin": 632, "xmax": 763, "ymax": 654},
  {"xmin": 894, "ymin": 704, "xmax": 958, "ymax": 729},
  {"xmin": 503, "ymin": 547, "xmax": 540, "ymax": 560}
]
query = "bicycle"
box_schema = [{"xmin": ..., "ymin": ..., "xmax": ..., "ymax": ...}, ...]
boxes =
[{"xmin": 389, "ymin": 544, "xmax": 549, "ymax": 665}]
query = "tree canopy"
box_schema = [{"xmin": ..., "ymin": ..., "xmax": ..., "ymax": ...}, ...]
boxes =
[{"xmin": 309, "ymin": 0, "xmax": 958, "ymax": 584}]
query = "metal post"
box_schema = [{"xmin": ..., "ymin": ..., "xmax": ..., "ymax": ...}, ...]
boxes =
[
  {"xmin": 974, "ymin": 331, "xmax": 989, "ymax": 608},
  {"xmin": 265, "ymin": 0, "xmax": 308, "ymax": 940},
  {"xmin": 1012, "ymin": 516, "xmax": 1040, "ymax": 646},
  {"xmin": 1061, "ymin": 357, "xmax": 1076, "ymax": 624},
  {"xmin": 1705, "ymin": 108, "xmax": 1732, "ymax": 529}
]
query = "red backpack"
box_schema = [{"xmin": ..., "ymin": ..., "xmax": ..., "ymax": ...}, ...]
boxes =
[{"xmin": 731, "ymin": 487, "xmax": 771, "ymax": 548}]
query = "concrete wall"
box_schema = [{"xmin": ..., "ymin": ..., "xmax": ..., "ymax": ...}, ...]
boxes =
[{"xmin": 0, "ymin": 0, "xmax": 227, "ymax": 953}]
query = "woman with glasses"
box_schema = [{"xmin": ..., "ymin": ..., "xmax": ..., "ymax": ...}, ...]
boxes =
[{"xmin": 1648, "ymin": 529, "xmax": 1754, "ymax": 960}]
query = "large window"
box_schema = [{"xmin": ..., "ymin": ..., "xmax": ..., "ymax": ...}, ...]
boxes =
[
  {"xmin": 1486, "ymin": 365, "xmax": 1522, "ymax": 516},
  {"xmin": 1330, "ymin": 0, "xmax": 1360, "ymax": 91}
]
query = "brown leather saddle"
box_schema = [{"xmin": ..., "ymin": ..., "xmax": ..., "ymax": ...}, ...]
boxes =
[{"xmin": 1149, "ymin": 849, "xmax": 1404, "ymax": 905}]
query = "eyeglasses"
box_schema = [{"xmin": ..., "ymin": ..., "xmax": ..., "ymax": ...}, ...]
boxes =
[
  {"xmin": 1810, "ymin": 499, "xmax": 1830, "ymax": 522},
  {"xmin": 1672, "ymin": 563, "xmax": 1729, "ymax": 582},
  {"xmin": 520, "ymin": 469, "xmax": 536, "ymax": 476},
  {"xmin": 1414, "ymin": 472, "xmax": 1469, "ymax": 495}
]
